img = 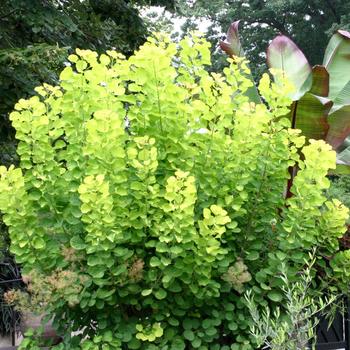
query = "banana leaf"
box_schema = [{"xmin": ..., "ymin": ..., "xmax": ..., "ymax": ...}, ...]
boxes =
[
  {"xmin": 219, "ymin": 20, "xmax": 243, "ymax": 57},
  {"xmin": 273, "ymin": 64, "xmax": 331, "ymax": 140},
  {"xmin": 326, "ymin": 105, "xmax": 350, "ymax": 149},
  {"xmin": 267, "ymin": 35, "xmax": 311, "ymax": 100},
  {"xmin": 331, "ymin": 80, "xmax": 350, "ymax": 113},
  {"xmin": 338, "ymin": 149, "xmax": 350, "ymax": 164},
  {"xmin": 323, "ymin": 30, "xmax": 350, "ymax": 100},
  {"xmin": 309, "ymin": 65, "xmax": 329, "ymax": 97},
  {"xmin": 291, "ymin": 94, "xmax": 331, "ymax": 141},
  {"xmin": 336, "ymin": 138, "xmax": 350, "ymax": 168}
]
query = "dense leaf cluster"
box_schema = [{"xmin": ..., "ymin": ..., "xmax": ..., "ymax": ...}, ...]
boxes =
[{"xmin": 0, "ymin": 35, "xmax": 349, "ymax": 349}]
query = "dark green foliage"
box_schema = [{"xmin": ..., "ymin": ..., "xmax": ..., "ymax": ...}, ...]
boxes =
[{"xmin": 0, "ymin": 0, "xmax": 174, "ymax": 52}]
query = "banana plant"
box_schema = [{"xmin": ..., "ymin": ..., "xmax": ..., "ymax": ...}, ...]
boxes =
[{"xmin": 220, "ymin": 21, "xmax": 350, "ymax": 172}]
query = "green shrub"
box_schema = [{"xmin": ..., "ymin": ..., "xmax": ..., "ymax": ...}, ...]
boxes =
[{"xmin": 0, "ymin": 34, "xmax": 349, "ymax": 349}]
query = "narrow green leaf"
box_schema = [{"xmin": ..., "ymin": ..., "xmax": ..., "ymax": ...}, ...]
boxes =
[{"xmin": 267, "ymin": 291, "xmax": 283, "ymax": 302}]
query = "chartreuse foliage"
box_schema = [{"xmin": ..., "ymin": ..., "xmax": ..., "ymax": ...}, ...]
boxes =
[{"xmin": 0, "ymin": 33, "xmax": 349, "ymax": 349}]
